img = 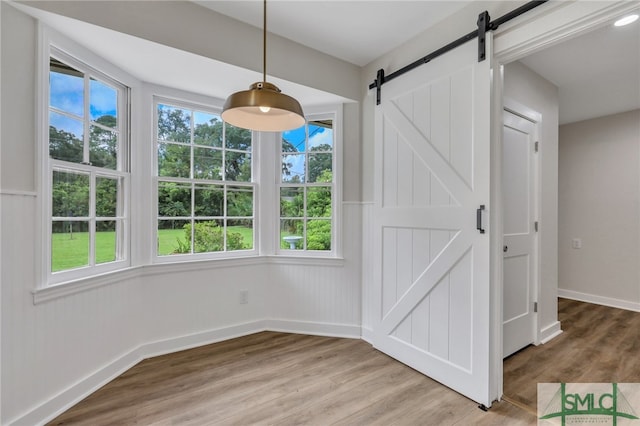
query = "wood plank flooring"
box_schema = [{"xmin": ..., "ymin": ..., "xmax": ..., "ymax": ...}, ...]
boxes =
[
  {"xmin": 48, "ymin": 332, "xmax": 534, "ymax": 425},
  {"xmin": 503, "ymin": 298, "xmax": 640, "ymax": 412},
  {"xmin": 49, "ymin": 298, "xmax": 638, "ymax": 425}
]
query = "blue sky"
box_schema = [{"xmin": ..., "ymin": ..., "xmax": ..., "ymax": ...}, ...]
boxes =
[
  {"xmin": 49, "ymin": 71, "xmax": 118, "ymax": 133},
  {"xmin": 281, "ymin": 123, "xmax": 333, "ymax": 182},
  {"xmin": 283, "ymin": 124, "xmax": 333, "ymax": 153}
]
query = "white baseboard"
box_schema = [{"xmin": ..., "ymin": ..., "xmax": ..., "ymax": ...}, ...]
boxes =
[
  {"xmin": 265, "ymin": 319, "xmax": 361, "ymax": 339},
  {"xmin": 13, "ymin": 347, "xmax": 144, "ymax": 426},
  {"xmin": 10, "ymin": 320, "xmax": 359, "ymax": 426},
  {"xmin": 539, "ymin": 321, "xmax": 563, "ymax": 344},
  {"xmin": 142, "ymin": 320, "xmax": 268, "ymax": 359},
  {"xmin": 360, "ymin": 327, "xmax": 374, "ymax": 345},
  {"xmin": 558, "ymin": 289, "xmax": 640, "ymax": 313}
]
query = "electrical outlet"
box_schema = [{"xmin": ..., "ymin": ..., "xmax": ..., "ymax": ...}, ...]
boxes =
[
  {"xmin": 571, "ymin": 238, "xmax": 582, "ymax": 249},
  {"xmin": 239, "ymin": 290, "xmax": 249, "ymax": 304}
]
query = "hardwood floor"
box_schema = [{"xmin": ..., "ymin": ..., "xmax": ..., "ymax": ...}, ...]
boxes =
[
  {"xmin": 503, "ymin": 298, "xmax": 640, "ymax": 412},
  {"xmin": 49, "ymin": 332, "xmax": 534, "ymax": 425},
  {"xmin": 49, "ymin": 298, "xmax": 638, "ymax": 425}
]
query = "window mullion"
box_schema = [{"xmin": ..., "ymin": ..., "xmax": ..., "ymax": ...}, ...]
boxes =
[
  {"xmin": 223, "ymin": 184, "xmax": 228, "ymax": 251},
  {"xmin": 89, "ymin": 170, "xmax": 96, "ymax": 267},
  {"xmin": 222, "ymin": 123, "xmax": 227, "ymax": 181},
  {"xmin": 191, "ymin": 182, "xmax": 196, "ymax": 254},
  {"xmin": 83, "ymin": 74, "xmax": 91, "ymax": 164}
]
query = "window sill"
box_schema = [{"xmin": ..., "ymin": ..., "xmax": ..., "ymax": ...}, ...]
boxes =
[
  {"xmin": 264, "ymin": 255, "xmax": 345, "ymax": 267},
  {"xmin": 33, "ymin": 255, "xmax": 345, "ymax": 304},
  {"xmin": 33, "ymin": 266, "xmax": 143, "ymax": 305}
]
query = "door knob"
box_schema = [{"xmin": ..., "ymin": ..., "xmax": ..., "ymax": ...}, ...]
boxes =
[{"xmin": 503, "ymin": 245, "xmax": 508, "ymax": 253}]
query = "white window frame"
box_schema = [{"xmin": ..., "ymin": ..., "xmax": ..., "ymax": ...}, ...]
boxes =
[
  {"xmin": 276, "ymin": 105, "xmax": 343, "ymax": 258},
  {"xmin": 37, "ymin": 27, "xmax": 134, "ymax": 288},
  {"xmin": 152, "ymin": 96, "xmax": 258, "ymax": 262}
]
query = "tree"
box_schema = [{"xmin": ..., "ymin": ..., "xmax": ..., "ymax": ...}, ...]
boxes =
[
  {"xmin": 51, "ymin": 171, "xmax": 89, "ymax": 235},
  {"xmin": 158, "ymin": 107, "xmax": 190, "ymax": 142},
  {"xmin": 90, "ymin": 115, "xmax": 118, "ymax": 169},
  {"xmin": 308, "ymin": 144, "xmax": 332, "ymax": 183},
  {"xmin": 281, "ymin": 136, "xmax": 299, "ymax": 178},
  {"xmin": 158, "ymin": 108, "xmax": 252, "ymax": 182},
  {"xmin": 158, "ymin": 182, "xmax": 190, "ymax": 224},
  {"xmin": 49, "ymin": 126, "xmax": 83, "ymax": 163}
]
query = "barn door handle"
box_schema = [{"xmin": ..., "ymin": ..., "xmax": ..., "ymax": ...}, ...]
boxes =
[{"xmin": 476, "ymin": 205, "xmax": 485, "ymax": 234}]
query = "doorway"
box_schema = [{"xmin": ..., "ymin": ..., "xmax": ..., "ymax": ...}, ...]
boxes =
[
  {"xmin": 502, "ymin": 105, "xmax": 539, "ymax": 358},
  {"xmin": 494, "ymin": 0, "xmax": 640, "ymax": 404}
]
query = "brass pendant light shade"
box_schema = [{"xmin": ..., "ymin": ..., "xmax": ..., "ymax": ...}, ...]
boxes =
[
  {"xmin": 222, "ymin": 82, "xmax": 305, "ymax": 132},
  {"xmin": 222, "ymin": 0, "xmax": 305, "ymax": 132}
]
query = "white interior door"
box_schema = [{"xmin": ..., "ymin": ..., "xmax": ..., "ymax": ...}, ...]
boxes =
[
  {"xmin": 502, "ymin": 108, "xmax": 537, "ymax": 358},
  {"xmin": 372, "ymin": 37, "xmax": 492, "ymax": 406}
]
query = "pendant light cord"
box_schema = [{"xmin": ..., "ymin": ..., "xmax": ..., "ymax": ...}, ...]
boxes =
[{"xmin": 263, "ymin": 0, "xmax": 267, "ymax": 84}]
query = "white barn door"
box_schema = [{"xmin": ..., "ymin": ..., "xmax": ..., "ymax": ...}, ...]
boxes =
[{"xmin": 372, "ymin": 37, "xmax": 492, "ymax": 406}]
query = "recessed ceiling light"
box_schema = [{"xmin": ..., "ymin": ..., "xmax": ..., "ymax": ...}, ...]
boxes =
[{"xmin": 614, "ymin": 14, "xmax": 639, "ymax": 27}]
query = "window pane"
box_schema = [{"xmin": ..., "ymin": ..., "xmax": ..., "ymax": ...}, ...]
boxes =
[
  {"xmin": 282, "ymin": 154, "xmax": 305, "ymax": 183},
  {"xmin": 52, "ymin": 170, "xmax": 89, "ymax": 217},
  {"xmin": 280, "ymin": 187, "xmax": 303, "ymax": 217},
  {"xmin": 96, "ymin": 176, "xmax": 118, "ymax": 217},
  {"xmin": 96, "ymin": 220, "xmax": 116, "ymax": 264},
  {"xmin": 158, "ymin": 181, "xmax": 191, "ymax": 217},
  {"xmin": 225, "ymin": 124, "xmax": 252, "ymax": 152},
  {"xmin": 51, "ymin": 220, "xmax": 89, "ymax": 271},
  {"xmin": 192, "ymin": 220, "xmax": 224, "ymax": 253},
  {"xmin": 308, "ymin": 153, "xmax": 332, "ymax": 183},
  {"xmin": 194, "ymin": 112, "xmax": 223, "ymax": 147},
  {"xmin": 193, "ymin": 147, "xmax": 222, "ymax": 180},
  {"xmin": 90, "ymin": 125, "xmax": 118, "ymax": 169},
  {"xmin": 225, "ymin": 152, "xmax": 251, "ymax": 182},
  {"xmin": 157, "ymin": 104, "xmax": 191, "ymax": 143},
  {"xmin": 49, "ymin": 111, "xmax": 84, "ymax": 163},
  {"xmin": 227, "ymin": 186, "xmax": 253, "ymax": 217},
  {"xmin": 280, "ymin": 219, "xmax": 303, "ymax": 250},
  {"xmin": 158, "ymin": 219, "xmax": 190, "ymax": 255},
  {"xmin": 227, "ymin": 219, "xmax": 253, "ymax": 251},
  {"xmin": 282, "ymin": 125, "xmax": 306, "ymax": 153},
  {"xmin": 49, "ymin": 64, "xmax": 84, "ymax": 117},
  {"xmin": 90, "ymin": 78, "xmax": 118, "ymax": 124},
  {"xmin": 306, "ymin": 219, "xmax": 331, "ymax": 251},
  {"xmin": 308, "ymin": 120, "xmax": 333, "ymax": 151},
  {"xmin": 194, "ymin": 183, "xmax": 223, "ymax": 217},
  {"xmin": 307, "ymin": 187, "xmax": 332, "ymax": 217},
  {"xmin": 158, "ymin": 142, "xmax": 191, "ymax": 178}
]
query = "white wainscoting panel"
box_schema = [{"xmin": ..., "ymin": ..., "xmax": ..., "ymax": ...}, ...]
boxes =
[
  {"xmin": 2, "ymin": 199, "xmax": 364, "ymax": 425},
  {"xmin": 268, "ymin": 203, "xmax": 363, "ymax": 336},
  {"xmin": 360, "ymin": 202, "xmax": 374, "ymax": 342}
]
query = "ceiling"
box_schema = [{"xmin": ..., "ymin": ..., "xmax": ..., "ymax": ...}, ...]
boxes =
[
  {"xmin": 198, "ymin": 1, "xmax": 640, "ymax": 124},
  {"xmin": 520, "ymin": 12, "xmax": 640, "ymax": 124},
  {"xmin": 195, "ymin": 1, "xmax": 475, "ymax": 67},
  {"xmin": 15, "ymin": 2, "xmax": 349, "ymax": 107},
  {"xmin": 15, "ymin": 2, "xmax": 640, "ymax": 123}
]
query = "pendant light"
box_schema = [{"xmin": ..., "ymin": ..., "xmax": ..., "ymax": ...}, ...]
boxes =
[{"xmin": 222, "ymin": 0, "xmax": 305, "ymax": 132}]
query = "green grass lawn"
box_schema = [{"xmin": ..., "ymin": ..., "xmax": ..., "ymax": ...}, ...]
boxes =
[
  {"xmin": 52, "ymin": 226, "xmax": 255, "ymax": 271},
  {"xmin": 52, "ymin": 231, "xmax": 116, "ymax": 272}
]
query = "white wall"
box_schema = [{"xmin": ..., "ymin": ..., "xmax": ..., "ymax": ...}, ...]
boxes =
[
  {"xmin": 503, "ymin": 61, "xmax": 560, "ymax": 341},
  {"xmin": 558, "ymin": 110, "xmax": 640, "ymax": 310},
  {"xmin": 0, "ymin": 3, "xmax": 362, "ymax": 424}
]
